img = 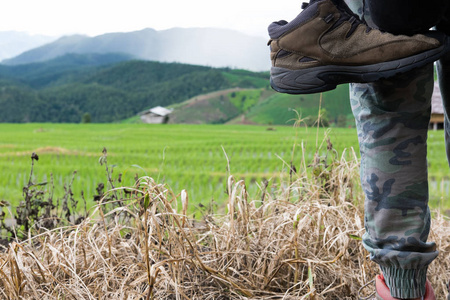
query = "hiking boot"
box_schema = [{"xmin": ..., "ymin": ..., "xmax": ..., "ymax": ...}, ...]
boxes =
[
  {"xmin": 268, "ymin": 0, "xmax": 449, "ymax": 94},
  {"xmin": 375, "ymin": 274, "xmax": 435, "ymax": 300}
]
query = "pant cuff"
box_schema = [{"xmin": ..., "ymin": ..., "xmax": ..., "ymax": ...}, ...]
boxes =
[{"xmin": 380, "ymin": 266, "xmax": 428, "ymax": 299}]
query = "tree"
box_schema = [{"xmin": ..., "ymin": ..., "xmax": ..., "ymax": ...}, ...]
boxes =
[
  {"xmin": 336, "ymin": 114, "xmax": 347, "ymax": 127},
  {"xmin": 81, "ymin": 113, "xmax": 92, "ymax": 123}
]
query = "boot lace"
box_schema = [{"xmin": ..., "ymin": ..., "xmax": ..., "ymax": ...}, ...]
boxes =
[{"xmin": 302, "ymin": 0, "xmax": 373, "ymax": 38}]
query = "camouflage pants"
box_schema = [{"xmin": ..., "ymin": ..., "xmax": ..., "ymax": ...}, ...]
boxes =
[
  {"xmin": 351, "ymin": 65, "xmax": 438, "ymax": 299},
  {"xmin": 345, "ymin": 0, "xmax": 450, "ymax": 298}
]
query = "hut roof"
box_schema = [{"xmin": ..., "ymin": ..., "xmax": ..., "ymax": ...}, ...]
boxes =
[{"xmin": 139, "ymin": 106, "xmax": 173, "ymax": 117}]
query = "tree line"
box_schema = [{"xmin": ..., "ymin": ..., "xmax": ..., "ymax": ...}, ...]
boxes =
[{"xmin": 0, "ymin": 54, "xmax": 269, "ymax": 123}]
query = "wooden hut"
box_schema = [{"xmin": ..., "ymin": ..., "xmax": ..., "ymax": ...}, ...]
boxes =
[
  {"xmin": 430, "ymin": 82, "xmax": 445, "ymax": 130},
  {"xmin": 139, "ymin": 106, "xmax": 173, "ymax": 124}
]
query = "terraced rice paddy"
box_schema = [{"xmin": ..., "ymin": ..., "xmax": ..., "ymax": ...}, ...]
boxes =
[{"xmin": 0, "ymin": 123, "xmax": 448, "ymax": 213}]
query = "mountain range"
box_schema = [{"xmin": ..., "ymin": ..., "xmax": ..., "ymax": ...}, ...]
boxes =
[
  {"xmin": 0, "ymin": 31, "xmax": 57, "ymax": 62},
  {"xmin": 1, "ymin": 28, "xmax": 270, "ymax": 71},
  {"xmin": 0, "ymin": 53, "xmax": 273, "ymax": 123},
  {"xmin": 0, "ymin": 28, "xmax": 352, "ymax": 126},
  {"xmin": 0, "ymin": 52, "xmax": 352, "ymax": 126}
]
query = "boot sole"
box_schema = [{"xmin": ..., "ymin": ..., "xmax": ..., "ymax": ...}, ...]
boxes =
[{"xmin": 270, "ymin": 42, "xmax": 448, "ymax": 95}]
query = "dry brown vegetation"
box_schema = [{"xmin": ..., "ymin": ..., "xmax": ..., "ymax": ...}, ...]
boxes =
[{"xmin": 0, "ymin": 145, "xmax": 449, "ymax": 299}]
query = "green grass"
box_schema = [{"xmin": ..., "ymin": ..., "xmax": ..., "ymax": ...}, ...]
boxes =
[
  {"xmin": 246, "ymin": 84, "xmax": 354, "ymax": 126},
  {"xmin": 229, "ymin": 90, "xmax": 262, "ymax": 113},
  {"xmin": 221, "ymin": 71, "xmax": 270, "ymax": 89},
  {"xmin": 0, "ymin": 124, "xmax": 448, "ymax": 213},
  {"xmin": 119, "ymin": 115, "xmax": 143, "ymax": 124}
]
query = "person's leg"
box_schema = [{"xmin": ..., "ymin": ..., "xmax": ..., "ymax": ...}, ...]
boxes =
[
  {"xmin": 345, "ymin": 0, "xmax": 446, "ymax": 34},
  {"xmin": 435, "ymin": 8, "xmax": 450, "ymax": 298},
  {"xmin": 347, "ymin": 0, "xmax": 444, "ymax": 298},
  {"xmin": 351, "ymin": 65, "xmax": 438, "ymax": 299},
  {"xmin": 367, "ymin": 0, "xmax": 446, "ymax": 35}
]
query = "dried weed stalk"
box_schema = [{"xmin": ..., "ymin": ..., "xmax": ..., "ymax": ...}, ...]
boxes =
[{"xmin": 0, "ymin": 146, "xmax": 449, "ymax": 299}]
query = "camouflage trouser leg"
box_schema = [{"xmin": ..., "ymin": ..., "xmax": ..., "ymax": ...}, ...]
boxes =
[{"xmin": 350, "ymin": 64, "xmax": 439, "ymax": 299}]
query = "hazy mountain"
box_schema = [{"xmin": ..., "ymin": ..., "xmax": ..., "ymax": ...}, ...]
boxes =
[
  {"xmin": 0, "ymin": 53, "xmax": 134, "ymax": 88},
  {"xmin": 0, "ymin": 31, "xmax": 57, "ymax": 61},
  {"xmin": 2, "ymin": 28, "xmax": 271, "ymax": 71}
]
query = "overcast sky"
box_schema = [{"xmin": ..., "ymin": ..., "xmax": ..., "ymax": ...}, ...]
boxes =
[{"xmin": 0, "ymin": 0, "xmax": 301, "ymax": 38}]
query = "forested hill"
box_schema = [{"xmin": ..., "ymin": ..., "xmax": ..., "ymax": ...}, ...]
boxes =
[{"xmin": 0, "ymin": 53, "xmax": 270, "ymax": 123}]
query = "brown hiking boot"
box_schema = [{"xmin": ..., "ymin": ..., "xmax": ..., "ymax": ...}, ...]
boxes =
[{"xmin": 268, "ymin": 0, "xmax": 449, "ymax": 94}]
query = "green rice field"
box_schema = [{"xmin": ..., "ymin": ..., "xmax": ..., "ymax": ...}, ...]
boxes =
[{"xmin": 0, "ymin": 123, "xmax": 448, "ymax": 213}]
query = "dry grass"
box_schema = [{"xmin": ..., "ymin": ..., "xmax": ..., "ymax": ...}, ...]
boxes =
[{"xmin": 0, "ymin": 147, "xmax": 449, "ymax": 299}]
